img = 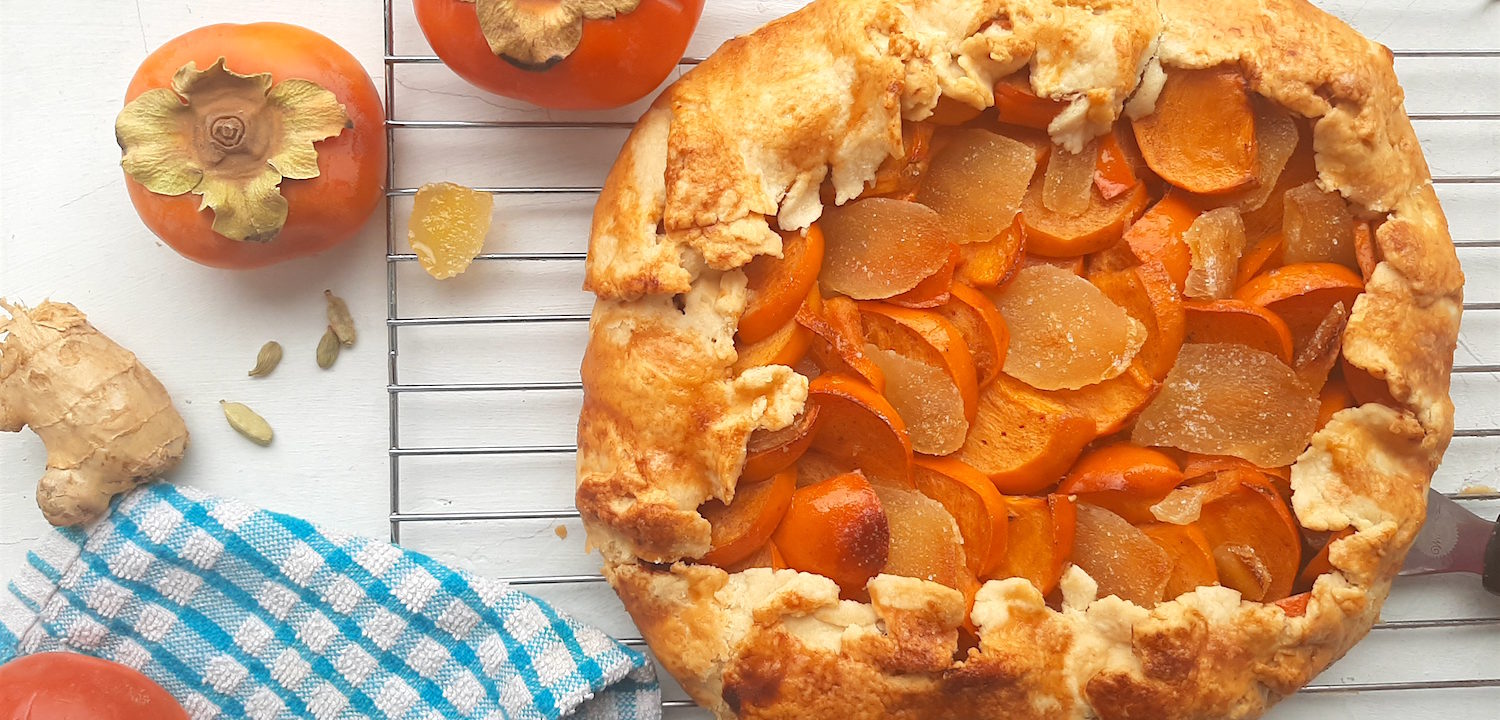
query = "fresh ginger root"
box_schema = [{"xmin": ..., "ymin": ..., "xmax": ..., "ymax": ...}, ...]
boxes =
[{"xmin": 1, "ymin": 300, "xmax": 188, "ymax": 526}]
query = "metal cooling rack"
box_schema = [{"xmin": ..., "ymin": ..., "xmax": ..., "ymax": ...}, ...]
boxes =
[{"xmin": 380, "ymin": 0, "xmax": 1499, "ymax": 715}]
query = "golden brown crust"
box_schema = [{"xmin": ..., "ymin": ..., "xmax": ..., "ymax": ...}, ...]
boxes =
[{"xmin": 577, "ymin": 0, "xmax": 1461, "ymax": 717}]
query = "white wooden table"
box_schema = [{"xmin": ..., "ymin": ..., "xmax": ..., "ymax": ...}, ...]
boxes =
[{"xmin": 2, "ymin": 1, "xmax": 1496, "ymax": 717}]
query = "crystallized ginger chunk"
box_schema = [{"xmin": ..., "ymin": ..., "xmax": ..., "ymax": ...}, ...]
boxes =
[
  {"xmin": 408, "ymin": 182, "xmax": 494, "ymax": 280},
  {"xmin": 989, "ymin": 264, "xmax": 1145, "ymax": 391}
]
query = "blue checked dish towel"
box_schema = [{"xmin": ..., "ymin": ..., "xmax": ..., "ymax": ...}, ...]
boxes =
[{"xmin": 0, "ymin": 482, "xmax": 659, "ymax": 719}]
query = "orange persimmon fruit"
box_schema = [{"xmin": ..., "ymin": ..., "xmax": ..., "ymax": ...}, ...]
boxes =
[
  {"xmin": 1182, "ymin": 298, "xmax": 1296, "ymax": 365},
  {"xmin": 742, "ymin": 404, "xmax": 821, "ymax": 483},
  {"xmin": 774, "ymin": 471, "xmax": 891, "ymax": 595},
  {"xmin": 992, "ymin": 494, "xmax": 1077, "ymax": 594},
  {"xmin": 934, "ymin": 283, "xmax": 1010, "ymax": 389},
  {"xmin": 806, "ymin": 373, "xmax": 914, "ymax": 486},
  {"xmin": 954, "ymin": 375, "xmax": 1095, "ymax": 494},
  {"xmin": 739, "ymin": 225, "xmax": 826, "ymax": 343},
  {"xmin": 1131, "ymin": 66, "xmax": 1258, "ymax": 194},
  {"xmin": 913, "ymin": 456, "xmax": 1010, "ymax": 577},
  {"xmin": 1235, "ymin": 262, "xmax": 1364, "ymax": 351},
  {"xmin": 700, "ymin": 468, "xmax": 798, "ymax": 567}
]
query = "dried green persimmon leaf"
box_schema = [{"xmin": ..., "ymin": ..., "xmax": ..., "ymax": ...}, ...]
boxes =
[
  {"xmin": 475, "ymin": 0, "xmax": 641, "ymax": 68},
  {"xmin": 265, "ymin": 79, "xmax": 354, "ymax": 181}
]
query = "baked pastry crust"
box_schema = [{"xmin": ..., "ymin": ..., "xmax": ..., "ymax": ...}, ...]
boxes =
[{"xmin": 576, "ymin": 0, "xmax": 1463, "ymax": 717}]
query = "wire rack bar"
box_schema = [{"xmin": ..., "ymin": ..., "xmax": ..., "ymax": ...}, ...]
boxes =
[
  {"xmin": 389, "ymin": 444, "xmax": 577, "ymax": 457},
  {"xmin": 388, "ymin": 252, "xmax": 587, "ymax": 262},
  {"xmin": 388, "ymin": 381, "xmax": 583, "ymax": 393},
  {"xmin": 387, "ymin": 314, "xmax": 590, "ymax": 327}
]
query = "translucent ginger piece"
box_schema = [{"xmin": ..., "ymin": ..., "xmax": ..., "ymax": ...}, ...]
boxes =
[
  {"xmin": 1184, "ymin": 207, "xmax": 1246, "ymax": 300},
  {"xmin": 1072, "ymin": 503, "xmax": 1171, "ymax": 606},
  {"xmin": 1150, "ymin": 473, "xmax": 1238, "ymax": 525},
  {"xmin": 872, "ymin": 484, "xmax": 968, "ymax": 590},
  {"xmin": 1215, "ymin": 543, "xmax": 1273, "ymax": 600},
  {"xmin": 819, "ymin": 198, "xmax": 951, "ymax": 299},
  {"xmin": 1293, "ymin": 302, "xmax": 1350, "ymax": 390},
  {"xmin": 989, "ymin": 264, "xmax": 1146, "ymax": 391},
  {"xmin": 1042, "ymin": 139, "xmax": 1098, "ymax": 217},
  {"xmin": 1132, "ymin": 343, "xmax": 1319, "ymax": 467},
  {"xmin": 1231, "ymin": 106, "xmax": 1300, "ymax": 212},
  {"xmin": 864, "ymin": 344, "xmax": 969, "ymax": 455},
  {"xmin": 408, "ymin": 182, "xmax": 494, "ymax": 280},
  {"xmin": 916, "ymin": 129, "xmax": 1039, "ymax": 245},
  {"xmin": 1282, "ymin": 181, "xmax": 1357, "ymax": 269}
]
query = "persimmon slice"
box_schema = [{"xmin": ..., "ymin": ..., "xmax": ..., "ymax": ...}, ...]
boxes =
[
  {"xmin": 1195, "ymin": 474, "xmax": 1301, "ymax": 601},
  {"xmin": 700, "ymin": 468, "xmax": 798, "ymax": 567},
  {"xmin": 1227, "ymin": 103, "xmax": 1300, "ymax": 213},
  {"xmin": 798, "ymin": 296, "xmax": 885, "ymax": 391},
  {"xmin": 1094, "ymin": 129, "xmax": 1140, "ymax": 200},
  {"xmin": 773, "ymin": 471, "xmax": 890, "ymax": 595},
  {"xmin": 1296, "ymin": 527, "xmax": 1354, "ymax": 592},
  {"xmin": 1235, "ymin": 262, "xmax": 1364, "ymax": 350},
  {"xmin": 1071, "ymin": 504, "xmax": 1171, "ymax": 606},
  {"xmin": 1183, "ymin": 207, "xmax": 1247, "ymax": 300},
  {"xmin": 990, "ymin": 264, "xmax": 1146, "ymax": 391},
  {"xmin": 1047, "ymin": 361, "xmax": 1158, "ymax": 437},
  {"xmin": 873, "ymin": 484, "xmax": 969, "ymax": 590},
  {"xmin": 1282, "ymin": 182, "xmax": 1357, "ymax": 269},
  {"xmin": 740, "ymin": 225, "xmax": 825, "ymax": 343},
  {"xmin": 860, "ymin": 303, "xmax": 979, "ymax": 423},
  {"xmin": 1183, "ymin": 298, "xmax": 1295, "ymax": 365},
  {"xmin": 721, "ymin": 540, "xmax": 789, "ymax": 573},
  {"xmin": 993, "ymin": 494, "xmax": 1076, "ymax": 594},
  {"xmin": 868, "ymin": 122, "xmax": 936, "ymax": 200},
  {"xmin": 1089, "ymin": 262, "xmax": 1186, "ymax": 381},
  {"xmin": 1021, "ymin": 179, "xmax": 1149, "ymax": 258},
  {"xmin": 889, "ymin": 244, "xmax": 959, "ymax": 309},
  {"xmin": 913, "ymin": 456, "xmax": 1009, "ymax": 577},
  {"xmin": 1125, "ymin": 192, "xmax": 1199, "ymax": 291},
  {"xmin": 1354, "ymin": 220, "xmax": 1379, "ymax": 282},
  {"xmin": 1236, "ymin": 231, "xmax": 1285, "ymax": 289},
  {"xmin": 993, "ymin": 74, "xmax": 1066, "ymax": 130},
  {"xmin": 1059, "ymin": 443, "xmax": 1184, "ymax": 496},
  {"xmin": 917, "ymin": 129, "xmax": 1039, "ymax": 245},
  {"xmin": 936, "ymin": 283, "xmax": 1010, "ymax": 389},
  {"xmin": 733, "ymin": 286, "xmax": 819, "ymax": 373},
  {"xmin": 1132, "ymin": 343, "xmax": 1319, "ymax": 467},
  {"xmin": 819, "ymin": 198, "xmax": 951, "ymax": 299},
  {"xmin": 1317, "ymin": 378, "xmax": 1355, "ymax": 432},
  {"xmin": 743, "ymin": 404, "xmax": 820, "ymax": 483},
  {"xmin": 954, "ymin": 375, "xmax": 1094, "ymax": 493},
  {"xmin": 955, "ymin": 214, "xmax": 1026, "ymax": 288},
  {"xmin": 865, "ymin": 344, "xmax": 969, "ymax": 456},
  {"xmin": 807, "ymin": 373, "xmax": 913, "ymax": 486},
  {"xmin": 1131, "ymin": 67, "xmax": 1258, "ymax": 194},
  {"xmin": 1140, "ymin": 522, "xmax": 1219, "ymax": 599}
]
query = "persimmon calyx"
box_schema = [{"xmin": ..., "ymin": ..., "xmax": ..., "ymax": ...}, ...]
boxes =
[
  {"xmin": 471, "ymin": 0, "xmax": 642, "ymax": 70},
  {"xmin": 115, "ymin": 58, "xmax": 351, "ymax": 243}
]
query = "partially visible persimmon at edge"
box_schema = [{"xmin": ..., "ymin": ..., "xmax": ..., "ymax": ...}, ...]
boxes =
[
  {"xmin": 860, "ymin": 303, "xmax": 980, "ymax": 424},
  {"xmin": 1022, "ymin": 178, "xmax": 1149, "ymax": 258},
  {"xmin": 1089, "ymin": 262, "xmax": 1186, "ymax": 381},
  {"xmin": 1317, "ymin": 378, "xmax": 1356, "ymax": 432},
  {"xmin": 1131, "ymin": 67, "xmax": 1259, "ymax": 195},
  {"xmin": 1354, "ymin": 220, "xmax": 1379, "ymax": 282},
  {"xmin": 742, "ymin": 404, "xmax": 821, "ymax": 483},
  {"xmin": 773, "ymin": 471, "xmax": 891, "ymax": 596},
  {"xmin": 889, "ymin": 244, "xmax": 959, "ymax": 309},
  {"xmin": 935, "ymin": 283, "xmax": 1010, "ymax": 389},
  {"xmin": 1234, "ymin": 262, "xmax": 1364, "ymax": 350},
  {"xmin": 913, "ymin": 456, "xmax": 1010, "ymax": 577},
  {"xmin": 721, "ymin": 539, "xmax": 789, "ymax": 573},
  {"xmin": 953, "ymin": 375, "xmax": 1094, "ymax": 494},
  {"xmin": 1183, "ymin": 298, "xmax": 1296, "ymax": 366},
  {"xmin": 1235, "ymin": 230, "xmax": 1285, "ymax": 289},
  {"xmin": 739, "ymin": 224, "xmax": 825, "ymax": 344},
  {"xmin": 993, "ymin": 74, "xmax": 1066, "ymax": 130},
  {"xmin": 1124, "ymin": 192, "xmax": 1199, "ymax": 291},
  {"xmin": 928, "ymin": 95, "xmax": 985, "ymax": 126},
  {"xmin": 1139, "ymin": 522, "xmax": 1220, "ymax": 600},
  {"xmin": 1059, "ymin": 443, "xmax": 1185, "ymax": 496},
  {"xmin": 798, "ymin": 295, "xmax": 886, "ymax": 392},
  {"xmin": 1296, "ymin": 527, "xmax": 1356, "ymax": 592},
  {"xmin": 732, "ymin": 286, "xmax": 819, "ymax": 374},
  {"xmin": 806, "ymin": 373, "xmax": 914, "ymax": 487},
  {"xmin": 1341, "ymin": 355, "xmax": 1397, "ymax": 407},
  {"xmin": 955, "ymin": 215, "xmax": 1026, "ymax": 288},
  {"xmin": 1093, "ymin": 129, "xmax": 1140, "ymax": 200},
  {"xmin": 1196, "ymin": 473, "xmax": 1302, "ymax": 602},
  {"xmin": 1179, "ymin": 454, "xmax": 1291, "ymax": 484},
  {"xmin": 993, "ymin": 494, "xmax": 1076, "ymax": 593},
  {"xmin": 700, "ymin": 467, "xmax": 797, "ymax": 567}
]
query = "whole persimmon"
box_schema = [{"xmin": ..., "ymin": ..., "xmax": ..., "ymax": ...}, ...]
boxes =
[
  {"xmin": 116, "ymin": 23, "xmax": 386, "ymax": 268},
  {"xmin": 0, "ymin": 652, "xmax": 189, "ymax": 719},
  {"xmin": 414, "ymin": 0, "xmax": 704, "ymax": 110}
]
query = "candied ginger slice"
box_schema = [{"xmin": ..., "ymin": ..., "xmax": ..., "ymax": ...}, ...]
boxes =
[
  {"xmin": 1232, "ymin": 106, "xmax": 1300, "ymax": 213},
  {"xmin": 864, "ymin": 344, "xmax": 969, "ymax": 456},
  {"xmin": 820, "ymin": 198, "xmax": 951, "ymax": 300},
  {"xmin": 872, "ymin": 485, "xmax": 968, "ymax": 590},
  {"xmin": 1184, "ymin": 207, "xmax": 1246, "ymax": 300},
  {"xmin": 1132, "ymin": 343, "xmax": 1319, "ymax": 467},
  {"xmin": 408, "ymin": 182, "xmax": 495, "ymax": 280},
  {"xmin": 1042, "ymin": 140, "xmax": 1098, "ymax": 217},
  {"xmin": 1282, "ymin": 181, "xmax": 1357, "ymax": 269},
  {"xmin": 1072, "ymin": 503, "xmax": 1171, "ymax": 606},
  {"xmin": 989, "ymin": 264, "xmax": 1146, "ymax": 391},
  {"xmin": 916, "ymin": 129, "xmax": 1039, "ymax": 245}
]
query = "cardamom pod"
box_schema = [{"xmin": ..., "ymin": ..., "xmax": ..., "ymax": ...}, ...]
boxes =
[
  {"xmin": 248, "ymin": 341, "xmax": 283, "ymax": 377},
  {"xmin": 316, "ymin": 326, "xmax": 340, "ymax": 369},
  {"xmin": 221, "ymin": 401, "xmax": 273, "ymax": 446},
  {"xmin": 325, "ymin": 290, "xmax": 355, "ymax": 346}
]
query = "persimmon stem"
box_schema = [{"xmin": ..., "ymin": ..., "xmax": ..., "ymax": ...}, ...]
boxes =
[{"xmin": 209, "ymin": 115, "xmax": 246, "ymax": 150}]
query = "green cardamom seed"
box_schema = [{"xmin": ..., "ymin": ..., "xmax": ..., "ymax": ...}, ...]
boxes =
[
  {"xmin": 248, "ymin": 341, "xmax": 283, "ymax": 377},
  {"xmin": 221, "ymin": 401, "xmax": 273, "ymax": 446},
  {"xmin": 316, "ymin": 326, "xmax": 340, "ymax": 369},
  {"xmin": 325, "ymin": 290, "xmax": 355, "ymax": 346}
]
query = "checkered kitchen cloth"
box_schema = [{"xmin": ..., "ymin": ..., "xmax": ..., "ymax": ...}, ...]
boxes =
[{"xmin": 0, "ymin": 482, "xmax": 658, "ymax": 719}]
